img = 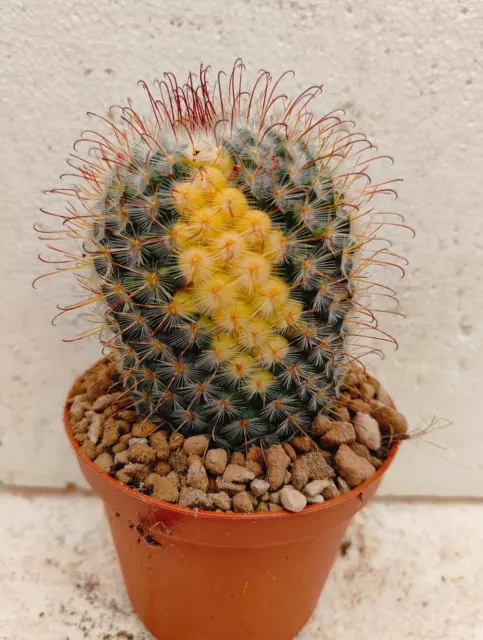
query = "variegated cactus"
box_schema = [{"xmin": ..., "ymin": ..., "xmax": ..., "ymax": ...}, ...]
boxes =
[{"xmin": 39, "ymin": 62, "xmax": 402, "ymax": 450}]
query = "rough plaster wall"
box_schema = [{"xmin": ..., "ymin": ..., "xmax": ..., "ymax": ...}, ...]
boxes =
[{"xmin": 1, "ymin": 0, "xmax": 482, "ymax": 494}]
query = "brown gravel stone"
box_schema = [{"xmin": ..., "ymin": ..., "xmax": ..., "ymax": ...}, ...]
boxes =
[
  {"xmin": 70, "ymin": 380, "xmax": 86, "ymax": 397},
  {"xmin": 99, "ymin": 421, "xmax": 121, "ymax": 448},
  {"xmin": 230, "ymin": 451, "xmax": 245, "ymax": 466},
  {"xmin": 365, "ymin": 376, "xmax": 381, "ymax": 395},
  {"xmin": 169, "ymin": 449, "xmax": 189, "ymax": 473},
  {"xmin": 115, "ymin": 420, "xmax": 132, "ymax": 435},
  {"xmin": 311, "ymin": 414, "xmax": 332, "ymax": 435},
  {"xmin": 348, "ymin": 398, "xmax": 371, "ymax": 414},
  {"xmin": 179, "ymin": 488, "xmax": 214, "ymax": 510},
  {"xmin": 74, "ymin": 433, "xmax": 88, "ymax": 444},
  {"xmin": 166, "ymin": 471, "xmax": 181, "ymax": 490},
  {"xmin": 291, "ymin": 434, "xmax": 316, "ymax": 453},
  {"xmin": 331, "ymin": 405, "xmax": 351, "ymax": 423},
  {"xmin": 150, "ymin": 432, "xmax": 170, "ymax": 460},
  {"xmin": 335, "ymin": 444, "xmax": 376, "ymax": 488},
  {"xmin": 187, "ymin": 459, "xmax": 209, "ymax": 492},
  {"xmin": 119, "ymin": 433, "xmax": 133, "ymax": 445},
  {"xmin": 268, "ymin": 503, "xmax": 284, "ymax": 513},
  {"xmin": 360, "ymin": 382, "xmax": 376, "ymax": 401},
  {"xmin": 321, "ymin": 483, "xmax": 340, "ymax": 499},
  {"xmin": 233, "ymin": 491, "xmax": 254, "ymax": 513},
  {"xmin": 143, "ymin": 473, "xmax": 162, "ymax": 489},
  {"xmin": 223, "ymin": 464, "xmax": 255, "ymax": 483},
  {"xmin": 151, "ymin": 476, "xmax": 179, "ymax": 503},
  {"xmin": 207, "ymin": 476, "xmax": 218, "ymax": 492},
  {"xmin": 81, "ymin": 440, "xmax": 97, "ymax": 460},
  {"xmin": 291, "ymin": 452, "xmax": 335, "ymax": 491},
  {"xmin": 71, "ymin": 417, "xmax": 89, "ymax": 435},
  {"xmin": 266, "ymin": 445, "xmax": 291, "ymax": 490},
  {"xmin": 204, "ymin": 449, "xmax": 228, "ymax": 475},
  {"xmin": 260, "ymin": 492, "xmax": 270, "ymax": 502},
  {"xmin": 282, "ymin": 442, "xmax": 297, "ymax": 461},
  {"xmin": 117, "ymin": 463, "xmax": 151, "ymax": 483},
  {"xmin": 114, "ymin": 450, "xmax": 129, "ymax": 466},
  {"xmin": 103, "ymin": 405, "xmax": 119, "ymax": 418},
  {"xmin": 70, "ymin": 400, "xmax": 89, "ymax": 423},
  {"xmin": 245, "ymin": 459, "xmax": 263, "ymax": 477},
  {"xmin": 183, "ymin": 435, "xmax": 209, "ymax": 456},
  {"xmin": 269, "ymin": 491, "xmax": 281, "ymax": 505},
  {"xmin": 132, "ymin": 420, "xmax": 158, "ymax": 438},
  {"xmin": 369, "ymin": 399, "xmax": 386, "ymax": 413},
  {"xmin": 256, "ymin": 503, "xmax": 269, "ymax": 512},
  {"xmin": 215, "ymin": 477, "xmax": 247, "ymax": 494},
  {"xmin": 127, "ymin": 442, "xmax": 156, "ymax": 465},
  {"xmin": 169, "ymin": 432, "xmax": 185, "ymax": 450},
  {"xmin": 115, "ymin": 469, "xmax": 133, "ymax": 484},
  {"xmin": 211, "ymin": 492, "xmax": 232, "ymax": 511},
  {"xmin": 344, "ymin": 372, "xmax": 361, "ymax": 390},
  {"xmin": 117, "ymin": 410, "xmax": 138, "ymax": 422},
  {"xmin": 247, "ymin": 445, "xmax": 264, "ymax": 464},
  {"xmin": 349, "ymin": 442, "xmax": 372, "ymax": 462},
  {"xmin": 371, "ymin": 405, "xmax": 408, "ymax": 436},
  {"xmin": 85, "ymin": 364, "xmax": 114, "ymax": 401},
  {"xmin": 154, "ymin": 460, "xmax": 172, "ymax": 476},
  {"xmin": 283, "ymin": 470, "xmax": 292, "ymax": 485},
  {"xmin": 94, "ymin": 452, "xmax": 113, "ymax": 472},
  {"xmin": 112, "ymin": 442, "xmax": 127, "ymax": 454},
  {"xmin": 370, "ymin": 456, "xmax": 383, "ymax": 469},
  {"xmin": 319, "ymin": 421, "xmax": 356, "ymax": 447}
]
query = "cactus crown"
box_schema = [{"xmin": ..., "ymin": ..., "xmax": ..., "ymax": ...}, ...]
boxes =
[{"xmin": 40, "ymin": 62, "xmax": 401, "ymax": 450}]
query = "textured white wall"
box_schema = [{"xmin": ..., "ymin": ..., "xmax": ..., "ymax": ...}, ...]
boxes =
[{"xmin": 1, "ymin": 0, "xmax": 482, "ymax": 495}]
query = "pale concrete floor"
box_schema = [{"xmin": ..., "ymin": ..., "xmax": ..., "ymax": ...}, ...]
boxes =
[{"xmin": 0, "ymin": 491, "xmax": 482, "ymax": 640}]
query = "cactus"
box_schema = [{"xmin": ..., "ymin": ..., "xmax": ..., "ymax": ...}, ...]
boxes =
[{"xmin": 40, "ymin": 62, "xmax": 401, "ymax": 450}]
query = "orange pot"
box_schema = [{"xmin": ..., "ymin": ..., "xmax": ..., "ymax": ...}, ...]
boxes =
[{"xmin": 65, "ymin": 372, "xmax": 399, "ymax": 640}]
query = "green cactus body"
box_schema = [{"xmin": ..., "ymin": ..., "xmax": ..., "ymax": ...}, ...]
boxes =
[{"xmin": 43, "ymin": 64, "xmax": 396, "ymax": 450}]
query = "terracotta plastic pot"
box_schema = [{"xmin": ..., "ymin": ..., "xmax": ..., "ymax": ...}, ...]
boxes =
[{"xmin": 65, "ymin": 368, "xmax": 399, "ymax": 640}]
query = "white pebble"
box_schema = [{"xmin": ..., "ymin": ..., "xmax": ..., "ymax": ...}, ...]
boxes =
[
  {"xmin": 354, "ymin": 412, "xmax": 381, "ymax": 451},
  {"xmin": 280, "ymin": 486, "xmax": 307, "ymax": 513},
  {"xmin": 250, "ymin": 479, "xmax": 270, "ymax": 497},
  {"xmin": 88, "ymin": 414, "xmax": 103, "ymax": 444},
  {"xmin": 307, "ymin": 495, "xmax": 325, "ymax": 505},
  {"xmin": 303, "ymin": 479, "xmax": 333, "ymax": 498}
]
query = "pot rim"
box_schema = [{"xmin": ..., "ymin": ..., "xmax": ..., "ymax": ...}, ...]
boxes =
[{"xmin": 65, "ymin": 360, "xmax": 400, "ymax": 521}]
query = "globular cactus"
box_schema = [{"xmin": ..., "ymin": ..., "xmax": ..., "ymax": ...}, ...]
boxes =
[{"xmin": 40, "ymin": 62, "xmax": 401, "ymax": 450}]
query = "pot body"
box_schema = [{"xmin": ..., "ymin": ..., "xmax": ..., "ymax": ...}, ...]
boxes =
[{"xmin": 66, "ymin": 386, "xmax": 398, "ymax": 640}]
